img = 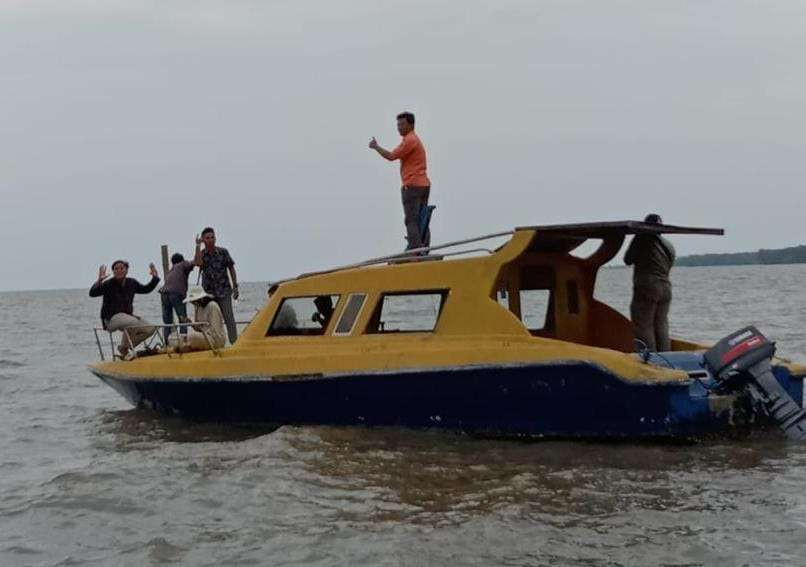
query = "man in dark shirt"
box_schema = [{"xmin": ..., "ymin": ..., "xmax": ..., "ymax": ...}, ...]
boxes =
[
  {"xmin": 194, "ymin": 227, "xmax": 239, "ymax": 344},
  {"xmin": 89, "ymin": 259, "xmax": 160, "ymax": 357},
  {"xmin": 160, "ymin": 252, "xmax": 195, "ymax": 341},
  {"xmin": 624, "ymin": 213, "xmax": 677, "ymax": 352}
]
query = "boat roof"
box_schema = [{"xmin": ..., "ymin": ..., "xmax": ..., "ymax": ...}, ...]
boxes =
[
  {"xmin": 283, "ymin": 220, "xmax": 723, "ymax": 285},
  {"xmin": 515, "ymin": 220, "xmax": 723, "ymax": 255},
  {"xmin": 517, "ymin": 220, "xmax": 724, "ymax": 237}
]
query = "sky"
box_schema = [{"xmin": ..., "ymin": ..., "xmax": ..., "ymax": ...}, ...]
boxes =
[{"xmin": 2, "ymin": 0, "xmax": 805, "ymax": 291}]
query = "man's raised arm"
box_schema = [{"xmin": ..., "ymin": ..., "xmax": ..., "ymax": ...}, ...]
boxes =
[
  {"xmin": 368, "ymin": 137, "xmax": 395, "ymax": 160},
  {"xmin": 135, "ymin": 263, "xmax": 161, "ymax": 293},
  {"xmin": 193, "ymin": 234, "xmax": 203, "ymax": 267},
  {"xmin": 89, "ymin": 264, "xmax": 107, "ymax": 296}
]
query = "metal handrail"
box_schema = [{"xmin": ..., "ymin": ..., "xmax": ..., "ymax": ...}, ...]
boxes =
[
  {"xmin": 435, "ymin": 247, "xmax": 494, "ymax": 258},
  {"xmin": 294, "ymin": 231, "xmax": 514, "ymax": 281},
  {"xmin": 93, "ymin": 322, "xmax": 216, "ymax": 361},
  {"xmin": 92, "ymin": 316, "xmax": 256, "ymax": 361}
]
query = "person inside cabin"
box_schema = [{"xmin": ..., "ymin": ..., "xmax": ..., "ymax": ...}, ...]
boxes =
[
  {"xmin": 274, "ymin": 303, "xmax": 299, "ymax": 331},
  {"xmin": 311, "ymin": 295, "xmax": 335, "ymax": 327},
  {"xmin": 624, "ymin": 213, "xmax": 676, "ymax": 352},
  {"xmin": 159, "ymin": 252, "xmax": 195, "ymax": 342},
  {"xmin": 368, "ymin": 111, "xmax": 432, "ymax": 251},
  {"xmin": 183, "ymin": 285, "xmax": 227, "ymax": 351},
  {"xmin": 266, "ymin": 284, "xmax": 300, "ymax": 332},
  {"xmin": 89, "ymin": 260, "xmax": 160, "ymax": 359},
  {"xmin": 194, "ymin": 227, "xmax": 239, "ymax": 344}
]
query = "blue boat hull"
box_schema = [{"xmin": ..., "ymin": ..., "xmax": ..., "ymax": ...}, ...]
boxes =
[{"xmin": 91, "ymin": 360, "xmax": 805, "ymax": 439}]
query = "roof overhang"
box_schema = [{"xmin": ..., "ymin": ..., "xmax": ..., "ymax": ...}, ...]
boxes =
[
  {"xmin": 514, "ymin": 220, "xmax": 723, "ymax": 258},
  {"xmin": 515, "ymin": 220, "xmax": 724, "ymax": 238}
]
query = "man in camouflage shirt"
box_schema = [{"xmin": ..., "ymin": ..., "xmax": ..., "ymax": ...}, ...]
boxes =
[{"xmin": 194, "ymin": 227, "xmax": 239, "ymax": 344}]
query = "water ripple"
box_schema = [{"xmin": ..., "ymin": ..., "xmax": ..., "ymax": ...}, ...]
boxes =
[{"xmin": 2, "ymin": 276, "xmax": 806, "ymax": 565}]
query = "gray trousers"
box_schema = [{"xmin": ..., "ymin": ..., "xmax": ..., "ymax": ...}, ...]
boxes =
[
  {"xmin": 107, "ymin": 313, "xmax": 156, "ymax": 349},
  {"xmin": 214, "ymin": 293, "xmax": 238, "ymax": 344},
  {"xmin": 401, "ymin": 186, "xmax": 430, "ymax": 250},
  {"xmin": 630, "ymin": 279, "xmax": 672, "ymax": 352}
]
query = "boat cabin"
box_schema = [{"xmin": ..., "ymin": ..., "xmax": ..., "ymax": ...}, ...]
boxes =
[{"xmin": 240, "ymin": 221, "xmax": 722, "ymax": 354}]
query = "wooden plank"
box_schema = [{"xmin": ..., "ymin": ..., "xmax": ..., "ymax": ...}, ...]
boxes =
[{"xmin": 161, "ymin": 244, "xmax": 169, "ymax": 278}]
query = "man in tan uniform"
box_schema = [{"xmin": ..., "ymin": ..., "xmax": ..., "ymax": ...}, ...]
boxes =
[
  {"xmin": 624, "ymin": 214, "xmax": 676, "ymax": 352},
  {"xmin": 184, "ymin": 285, "xmax": 227, "ymax": 350}
]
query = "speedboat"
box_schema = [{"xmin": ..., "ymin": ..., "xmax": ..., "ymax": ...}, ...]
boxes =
[{"xmin": 88, "ymin": 220, "xmax": 806, "ymax": 440}]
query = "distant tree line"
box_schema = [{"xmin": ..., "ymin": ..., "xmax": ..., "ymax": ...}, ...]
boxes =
[{"xmin": 677, "ymin": 245, "xmax": 806, "ymax": 267}]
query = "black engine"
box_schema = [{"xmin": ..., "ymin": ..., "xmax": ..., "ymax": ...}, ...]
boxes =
[{"xmin": 703, "ymin": 326, "xmax": 806, "ymax": 441}]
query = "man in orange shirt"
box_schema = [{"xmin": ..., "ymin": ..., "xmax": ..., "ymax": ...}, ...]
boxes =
[{"xmin": 369, "ymin": 111, "xmax": 432, "ymax": 251}]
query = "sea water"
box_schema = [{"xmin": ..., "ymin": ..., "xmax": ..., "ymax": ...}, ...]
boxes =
[{"xmin": 2, "ymin": 265, "xmax": 806, "ymax": 566}]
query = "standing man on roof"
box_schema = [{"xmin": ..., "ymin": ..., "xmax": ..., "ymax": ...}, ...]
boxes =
[
  {"xmin": 624, "ymin": 213, "xmax": 676, "ymax": 352},
  {"xmin": 194, "ymin": 227, "xmax": 239, "ymax": 345},
  {"xmin": 369, "ymin": 111, "xmax": 431, "ymax": 251}
]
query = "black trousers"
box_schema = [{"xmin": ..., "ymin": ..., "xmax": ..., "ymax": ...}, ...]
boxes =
[{"xmin": 401, "ymin": 186, "xmax": 430, "ymax": 250}]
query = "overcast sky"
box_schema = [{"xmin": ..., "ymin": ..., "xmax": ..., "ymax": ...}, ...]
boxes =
[{"xmin": 2, "ymin": 1, "xmax": 805, "ymax": 291}]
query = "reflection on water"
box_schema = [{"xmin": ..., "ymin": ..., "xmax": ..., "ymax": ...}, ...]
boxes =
[
  {"xmin": 91, "ymin": 408, "xmax": 806, "ymax": 535},
  {"xmin": 284, "ymin": 426, "xmax": 804, "ymax": 524},
  {"xmin": 99, "ymin": 408, "xmax": 280, "ymax": 445}
]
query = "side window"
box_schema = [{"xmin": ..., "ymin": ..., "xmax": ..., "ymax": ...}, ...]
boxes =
[
  {"xmin": 334, "ymin": 293, "xmax": 367, "ymax": 335},
  {"xmin": 519, "ymin": 266, "xmax": 555, "ymax": 332},
  {"xmin": 266, "ymin": 295, "xmax": 340, "ymax": 336},
  {"xmin": 368, "ymin": 291, "xmax": 446, "ymax": 333},
  {"xmin": 520, "ymin": 289, "xmax": 551, "ymax": 330}
]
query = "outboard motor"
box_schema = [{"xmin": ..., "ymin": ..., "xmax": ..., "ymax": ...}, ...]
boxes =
[{"xmin": 703, "ymin": 326, "xmax": 806, "ymax": 441}]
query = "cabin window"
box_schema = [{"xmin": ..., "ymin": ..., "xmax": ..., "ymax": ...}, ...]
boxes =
[
  {"xmin": 266, "ymin": 295, "xmax": 340, "ymax": 336},
  {"xmin": 517, "ymin": 266, "xmax": 555, "ymax": 332},
  {"xmin": 568, "ymin": 238, "xmax": 604, "ymax": 259},
  {"xmin": 367, "ymin": 291, "xmax": 447, "ymax": 333},
  {"xmin": 333, "ymin": 293, "xmax": 367, "ymax": 336},
  {"xmin": 520, "ymin": 289, "xmax": 551, "ymax": 330}
]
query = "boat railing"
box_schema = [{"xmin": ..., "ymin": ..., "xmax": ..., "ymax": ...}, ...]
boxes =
[
  {"xmin": 92, "ymin": 320, "xmax": 253, "ymax": 361},
  {"xmin": 294, "ymin": 231, "xmax": 514, "ymax": 280}
]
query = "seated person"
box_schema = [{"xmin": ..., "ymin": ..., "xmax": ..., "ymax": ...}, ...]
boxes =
[
  {"xmin": 266, "ymin": 285, "xmax": 296, "ymax": 330},
  {"xmin": 311, "ymin": 295, "xmax": 335, "ymax": 327},
  {"xmin": 89, "ymin": 260, "xmax": 160, "ymax": 359},
  {"xmin": 274, "ymin": 303, "xmax": 299, "ymax": 331},
  {"xmin": 183, "ymin": 285, "xmax": 227, "ymax": 350}
]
